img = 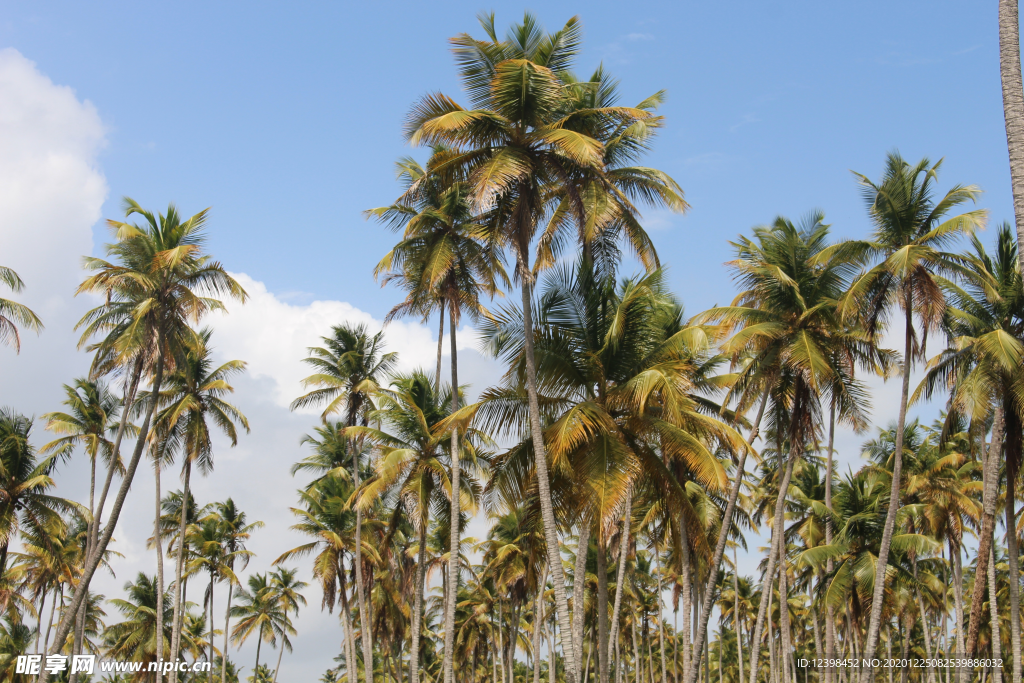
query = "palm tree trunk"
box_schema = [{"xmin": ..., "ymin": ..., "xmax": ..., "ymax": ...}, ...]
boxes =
[
  {"xmin": 748, "ymin": 443, "xmax": 797, "ymax": 683},
  {"xmin": 442, "ymin": 307, "xmax": 462, "ymax": 683},
  {"xmin": 824, "ymin": 402, "xmax": 836, "ymax": 683},
  {"xmin": 633, "ymin": 618, "xmax": 642, "ymax": 683},
  {"xmin": 353, "ymin": 449, "xmax": 373, "ymax": 683},
  {"xmin": 573, "ymin": 515, "xmax": 592, "ymax": 668},
  {"xmin": 40, "ymin": 350, "xmax": 164, "ymax": 680},
  {"xmin": 778, "ymin": 554, "xmax": 792, "ymax": 683},
  {"xmin": 965, "ymin": 406, "xmax": 1005, "ymax": 661},
  {"xmin": 209, "ymin": 574, "xmax": 216, "ymax": 683},
  {"xmin": 987, "ymin": 542, "xmax": 1003, "ymax": 683},
  {"xmin": 912, "ymin": 553, "xmax": 936, "ymax": 683},
  {"xmin": 155, "ymin": 455, "xmax": 166, "ymax": 683},
  {"xmin": 519, "ymin": 270, "xmax": 579, "ymax": 683},
  {"xmin": 435, "ymin": 302, "xmax": 445, "ymax": 392},
  {"xmin": 860, "ymin": 304, "xmax": 914, "ymax": 683},
  {"xmin": 411, "ymin": 519, "xmax": 427, "ymax": 683},
  {"xmin": 170, "ymin": 458, "xmax": 194, "ymax": 674},
  {"xmin": 1006, "ymin": 472, "xmax": 1021, "ymax": 683},
  {"xmin": 999, "ymin": 0, "xmax": 1024, "ymax": 272},
  {"xmin": 598, "ymin": 538, "xmax": 611, "ymax": 683},
  {"xmin": 953, "ymin": 541, "xmax": 966, "ymax": 663},
  {"xmin": 535, "ymin": 567, "xmax": 549, "ymax": 683},
  {"xmin": 686, "ymin": 390, "xmax": 768, "ymax": 683},
  {"xmin": 654, "ymin": 550, "xmax": 667, "ymax": 683},
  {"xmin": 608, "ymin": 491, "xmax": 633, "ymax": 676},
  {"xmin": 678, "ymin": 522, "xmax": 692, "ymax": 683},
  {"xmin": 767, "ymin": 583, "xmax": 777, "ymax": 683},
  {"xmin": 255, "ymin": 636, "xmax": 263, "ymax": 674},
  {"xmin": 222, "ymin": 577, "xmax": 235, "ymax": 683},
  {"xmin": 340, "ymin": 565, "xmax": 358, "ymax": 683},
  {"xmin": 35, "ymin": 589, "xmax": 47, "ymax": 654},
  {"xmin": 68, "ymin": 449, "xmax": 98, "ymax": 683},
  {"xmin": 39, "ymin": 586, "xmax": 58, "ymax": 667},
  {"xmin": 734, "ymin": 547, "xmax": 744, "ymax": 683},
  {"xmin": 274, "ymin": 634, "xmax": 286, "ymax": 683}
]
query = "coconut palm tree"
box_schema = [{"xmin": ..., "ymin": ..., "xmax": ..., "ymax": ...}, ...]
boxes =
[
  {"xmin": 103, "ymin": 573, "xmax": 174, "ymax": 672},
  {"xmin": 214, "ymin": 500, "xmax": 262, "ymax": 683},
  {"xmin": 231, "ymin": 574, "xmax": 292, "ymax": 677},
  {"xmin": 828, "ymin": 154, "xmax": 986, "ymax": 677},
  {"xmin": 291, "ymin": 322, "xmax": 397, "ymax": 683},
  {"xmin": 999, "ymin": 0, "xmax": 1024, "ymax": 278},
  {"xmin": 141, "ymin": 327, "xmax": 249, "ymax": 669},
  {"xmin": 267, "ymin": 567, "xmax": 307, "ymax": 683},
  {"xmin": 51, "ymin": 199, "xmax": 247, "ymax": 669},
  {"xmin": 0, "ymin": 266, "xmax": 42, "ymax": 353}
]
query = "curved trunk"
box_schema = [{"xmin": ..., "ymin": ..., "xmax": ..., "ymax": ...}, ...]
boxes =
[
  {"xmin": 999, "ymin": 0, "xmax": 1024, "ymax": 272},
  {"xmin": 155, "ymin": 456, "xmax": 166, "ymax": 683},
  {"xmin": 35, "ymin": 590, "xmax": 47, "ymax": 654},
  {"xmin": 410, "ymin": 518, "xmax": 427, "ymax": 683},
  {"xmin": 273, "ymin": 630, "xmax": 285, "ymax": 683},
  {"xmin": 255, "ymin": 636, "xmax": 262, "ymax": 675},
  {"xmin": 40, "ymin": 350, "xmax": 165, "ymax": 682},
  {"xmin": 686, "ymin": 390, "xmax": 768, "ymax": 683},
  {"xmin": 607, "ymin": 492, "xmax": 633, "ymax": 678},
  {"xmin": 520, "ymin": 271, "xmax": 578, "ymax": 683},
  {"xmin": 534, "ymin": 567, "xmax": 548, "ymax": 683},
  {"xmin": 573, "ymin": 516, "xmax": 592, "ymax": 666},
  {"xmin": 860, "ymin": 304, "xmax": 913, "ymax": 682},
  {"xmin": 965, "ymin": 406, "xmax": 1004, "ymax": 661},
  {"xmin": 442, "ymin": 308, "xmax": 461, "ymax": 683},
  {"xmin": 170, "ymin": 458, "xmax": 194, "ymax": 674}
]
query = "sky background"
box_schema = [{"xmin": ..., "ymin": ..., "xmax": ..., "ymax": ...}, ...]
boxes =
[{"xmin": 0, "ymin": 0, "xmax": 1015, "ymax": 679}]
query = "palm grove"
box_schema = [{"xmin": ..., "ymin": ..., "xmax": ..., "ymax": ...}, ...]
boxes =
[{"xmin": 3, "ymin": 11, "xmax": 1024, "ymax": 683}]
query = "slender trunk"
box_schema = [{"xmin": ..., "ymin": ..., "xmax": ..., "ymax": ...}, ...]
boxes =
[
  {"xmin": 550, "ymin": 612, "xmax": 559, "ymax": 683},
  {"xmin": 1006, "ymin": 474, "xmax": 1021, "ymax": 683},
  {"xmin": 913, "ymin": 554, "xmax": 936, "ymax": 683},
  {"xmin": 41, "ymin": 350, "xmax": 165, "ymax": 681},
  {"xmin": 748, "ymin": 444, "xmax": 797, "ymax": 683},
  {"xmin": 987, "ymin": 543, "xmax": 1002, "ymax": 683},
  {"xmin": 999, "ymin": 0, "xmax": 1024, "ymax": 272},
  {"xmin": 654, "ymin": 551, "xmax": 667, "ymax": 683},
  {"xmin": 68, "ymin": 448, "xmax": 98, "ymax": 683},
  {"xmin": 353, "ymin": 435, "xmax": 373, "ymax": 683},
  {"xmin": 222, "ymin": 578, "xmax": 235, "ymax": 683},
  {"xmin": 778, "ymin": 549, "xmax": 791, "ymax": 683},
  {"xmin": 411, "ymin": 518, "xmax": 427, "ymax": 683},
  {"xmin": 340, "ymin": 566, "xmax": 358, "ymax": 683},
  {"xmin": 519, "ymin": 268, "xmax": 578, "ymax": 683},
  {"xmin": 497, "ymin": 602, "xmax": 506, "ymax": 683},
  {"xmin": 535, "ymin": 567, "xmax": 548, "ymax": 683},
  {"xmin": 810, "ymin": 595, "xmax": 822, "ymax": 683},
  {"xmin": 155, "ymin": 455, "xmax": 166, "ymax": 683},
  {"xmin": 40, "ymin": 587, "xmax": 58, "ymax": 665},
  {"xmin": 443, "ymin": 308, "xmax": 461, "ymax": 683},
  {"xmin": 679, "ymin": 521, "xmax": 692, "ymax": 683},
  {"xmin": 35, "ymin": 590, "xmax": 47, "ymax": 654},
  {"xmin": 953, "ymin": 541, "xmax": 966, "ymax": 662},
  {"xmin": 734, "ymin": 547, "xmax": 744, "ymax": 683},
  {"xmin": 170, "ymin": 459, "xmax": 194, "ymax": 673},
  {"xmin": 210, "ymin": 575, "xmax": 216, "ymax": 683},
  {"xmin": 965, "ymin": 407, "xmax": 1005, "ymax": 659},
  {"xmin": 608, "ymin": 493, "xmax": 633, "ymax": 667},
  {"xmin": 274, "ymin": 632, "xmax": 286, "ymax": 683},
  {"xmin": 859, "ymin": 304, "xmax": 914, "ymax": 683},
  {"xmin": 598, "ymin": 539, "xmax": 610, "ymax": 683},
  {"xmin": 255, "ymin": 636, "xmax": 263, "ymax": 674},
  {"xmin": 633, "ymin": 618, "xmax": 642, "ymax": 683},
  {"xmin": 767, "ymin": 582, "xmax": 777, "ymax": 683},
  {"xmin": 435, "ymin": 302, "xmax": 445, "ymax": 392},
  {"xmin": 686, "ymin": 390, "xmax": 768, "ymax": 683},
  {"xmin": 573, "ymin": 515, "xmax": 592, "ymax": 666},
  {"xmin": 824, "ymin": 402, "xmax": 836, "ymax": 683}
]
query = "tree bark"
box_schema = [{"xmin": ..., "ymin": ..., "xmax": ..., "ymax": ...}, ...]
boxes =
[
  {"xmin": 155, "ymin": 454, "xmax": 166, "ymax": 683},
  {"xmin": 734, "ymin": 546, "xmax": 744, "ymax": 683},
  {"xmin": 987, "ymin": 543, "xmax": 1003, "ymax": 683},
  {"xmin": 598, "ymin": 539, "xmax": 610, "ymax": 683},
  {"xmin": 40, "ymin": 350, "xmax": 165, "ymax": 683},
  {"xmin": 573, "ymin": 515, "xmax": 592, "ymax": 669},
  {"xmin": 1006, "ymin": 472, "xmax": 1021, "ymax": 683},
  {"xmin": 685, "ymin": 390, "xmax": 768, "ymax": 683},
  {"xmin": 222, "ymin": 576, "xmax": 235, "ymax": 683},
  {"xmin": 442, "ymin": 307, "xmax": 461, "ymax": 683},
  {"xmin": 999, "ymin": 0, "xmax": 1024, "ymax": 272},
  {"xmin": 170, "ymin": 459, "xmax": 194, "ymax": 675},
  {"xmin": 608, "ymin": 492, "xmax": 633, "ymax": 676},
  {"xmin": 824, "ymin": 402, "xmax": 836, "ymax": 683},
  {"xmin": 859, "ymin": 303, "xmax": 914, "ymax": 683},
  {"xmin": 518, "ymin": 266, "xmax": 579, "ymax": 683},
  {"xmin": 411, "ymin": 517, "xmax": 427, "ymax": 683},
  {"xmin": 352, "ymin": 426, "xmax": 373, "ymax": 683},
  {"xmin": 436, "ymin": 302, "xmax": 445, "ymax": 393},
  {"xmin": 534, "ymin": 567, "xmax": 548, "ymax": 683},
  {"xmin": 654, "ymin": 550, "xmax": 667, "ymax": 683},
  {"xmin": 965, "ymin": 407, "xmax": 1004, "ymax": 662}
]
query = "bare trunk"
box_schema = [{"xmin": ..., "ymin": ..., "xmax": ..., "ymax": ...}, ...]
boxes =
[
  {"xmin": 1006, "ymin": 474, "xmax": 1021, "ymax": 683},
  {"xmin": 68, "ymin": 447, "xmax": 98, "ymax": 683},
  {"xmin": 965, "ymin": 407, "xmax": 1004, "ymax": 660},
  {"xmin": 442, "ymin": 308, "xmax": 461, "ymax": 683},
  {"xmin": 608, "ymin": 492, "xmax": 633, "ymax": 669},
  {"xmin": 273, "ymin": 630, "xmax": 286, "ymax": 683},
  {"xmin": 436, "ymin": 302, "xmax": 445, "ymax": 392},
  {"xmin": 573, "ymin": 516, "xmax": 592, "ymax": 667},
  {"xmin": 654, "ymin": 550, "xmax": 667, "ymax": 683},
  {"xmin": 987, "ymin": 542, "xmax": 1003, "ymax": 683},
  {"xmin": 222, "ymin": 579, "xmax": 235, "ymax": 683},
  {"xmin": 999, "ymin": 0, "xmax": 1024, "ymax": 273},
  {"xmin": 170, "ymin": 459, "xmax": 194, "ymax": 674},
  {"xmin": 353, "ymin": 432, "xmax": 373, "ymax": 683},
  {"xmin": 519, "ymin": 270, "xmax": 579, "ymax": 683},
  {"xmin": 40, "ymin": 349, "xmax": 165, "ymax": 682},
  {"xmin": 824, "ymin": 402, "xmax": 836, "ymax": 683},
  {"xmin": 340, "ymin": 567, "xmax": 358, "ymax": 683},
  {"xmin": 685, "ymin": 390, "xmax": 768, "ymax": 683},
  {"xmin": 859, "ymin": 304, "xmax": 913, "ymax": 682},
  {"xmin": 913, "ymin": 554, "xmax": 936, "ymax": 683},
  {"xmin": 155, "ymin": 455, "xmax": 166, "ymax": 683},
  {"xmin": 534, "ymin": 567, "xmax": 548, "ymax": 683},
  {"xmin": 778, "ymin": 540, "xmax": 791, "ymax": 683},
  {"xmin": 598, "ymin": 540, "xmax": 611, "ymax": 683},
  {"xmin": 411, "ymin": 519, "xmax": 427, "ymax": 683},
  {"xmin": 953, "ymin": 541, "xmax": 966, "ymax": 663},
  {"xmin": 734, "ymin": 547, "xmax": 744, "ymax": 683},
  {"xmin": 679, "ymin": 522, "xmax": 692, "ymax": 683}
]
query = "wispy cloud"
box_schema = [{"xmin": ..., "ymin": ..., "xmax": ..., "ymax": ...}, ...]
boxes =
[
  {"xmin": 952, "ymin": 44, "xmax": 981, "ymax": 56},
  {"xmin": 729, "ymin": 113, "xmax": 760, "ymax": 132},
  {"xmin": 626, "ymin": 33, "xmax": 655, "ymax": 42}
]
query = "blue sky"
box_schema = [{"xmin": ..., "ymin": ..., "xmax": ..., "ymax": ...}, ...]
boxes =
[{"xmin": 0, "ymin": 1, "xmax": 1015, "ymax": 679}]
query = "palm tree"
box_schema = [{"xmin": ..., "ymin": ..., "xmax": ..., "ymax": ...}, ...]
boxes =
[
  {"xmin": 830, "ymin": 153, "xmax": 986, "ymax": 677},
  {"xmin": 291, "ymin": 322, "xmax": 397, "ymax": 683},
  {"xmin": 231, "ymin": 574, "xmax": 292, "ymax": 676},
  {"xmin": 0, "ymin": 265, "xmax": 42, "ymax": 353},
  {"xmin": 51, "ymin": 199, "xmax": 247, "ymax": 668},
  {"xmin": 999, "ymin": 0, "xmax": 1024, "ymax": 279},
  {"xmin": 187, "ymin": 517, "xmax": 240, "ymax": 683},
  {"xmin": 267, "ymin": 567, "xmax": 307, "ymax": 683},
  {"xmin": 370, "ymin": 146, "xmax": 507, "ymax": 683},
  {"xmin": 214, "ymin": 500, "xmax": 262, "ymax": 683},
  {"xmin": 103, "ymin": 573, "xmax": 174, "ymax": 671},
  {"xmin": 143, "ymin": 327, "xmax": 249, "ymax": 669}
]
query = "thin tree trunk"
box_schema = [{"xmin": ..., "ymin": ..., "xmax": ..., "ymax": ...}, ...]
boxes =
[
  {"xmin": 435, "ymin": 302, "xmax": 445, "ymax": 392},
  {"xmin": 535, "ymin": 567, "xmax": 549, "ymax": 683},
  {"xmin": 859, "ymin": 304, "xmax": 914, "ymax": 683},
  {"xmin": 170, "ymin": 458, "xmax": 194, "ymax": 674},
  {"xmin": 824, "ymin": 402, "xmax": 836, "ymax": 683},
  {"xmin": 411, "ymin": 518, "xmax": 427, "ymax": 683},
  {"xmin": 953, "ymin": 541, "xmax": 966, "ymax": 663},
  {"xmin": 1006, "ymin": 474, "xmax": 1021, "ymax": 683},
  {"xmin": 274, "ymin": 631, "xmax": 286, "ymax": 683},
  {"xmin": 519, "ymin": 270, "xmax": 578, "ymax": 683},
  {"xmin": 778, "ymin": 551, "xmax": 792, "ymax": 683},
  {"xmin": 686, "ymin": 390, "xmax": 768, "ymax": 683},
  {"xmin": 987, "ymin": 543, "xmax": 1002, "ymax": 683},
  {"xmin": 41, "ymin": 350, "xmax": 165, "ymax": 682},
  {"xmin": 608, "ymin": 492, "xmax": 633, "ymax": 671},
  {"xmin": 35, "ymin": 589, "xmax": 47, "ymax": 654},
  {"xmin": 443, "ymin": 307, "xmax": 462, "ymax": 683},
  {"xmin": 222, "ymin": 578, "xmax": 235, "ymax": 683},
  {"xmin": 598, "ymin": 540, "xmax": 611, "ymax": 683},
  {"xmin": 913, "ymin": 555, "xmax": 936, "ymax": 683},
  {"xmin": 550, "ymin": 612, "xmax": 559, "ymax": 683},
  {"xmin": 767, "ymin": 582, "xmax": 777, "ymax": 683},
  {"xmin": 573, "ymin": 516, "xmax": 592, "ymax": 667},
  {"xmin": 255, "ymin": 636, "xmax": 263, "ymax": 674},
  {"xmin": 633, "ymin": 619, "xmax": 642, "ymax": 683},
  {"xmin": 40, "ymin": 587, "xmax": 58, "ymax": 667},
  {"xmin": 654, "ymin": 550, "xmax": 667, "ymax": 683},
  {"xmin": 679, "ymin": 522, "xmax": 692, "ymax": 683},
  {"xmin": 353, "ymin": 441, "xmax": 373, "ymax": 683},
  {"xmin": 210, "ymin": 575, "xmax": 216, "ymax": 683},
  {"xmin": 734, "ymin": 547, "xmax": 744, "ymax": 683},
  {"xmin": 155, "ymin": 455, "xmax": 166, "ymax": 683},
  {"xmin": 68, "ymin": 447, "xmax": 98, "ymax": 683},
  {"xmin": 340, "ymin": 567, "xmax": 358, "ymax": 683},
  {"xmin": 965, "ymin": 407, "xmax": 1005, "ymax": 660},
  {"xmin": 999, "ymin": 0, "xmax": 1024, "ymax": 272}
]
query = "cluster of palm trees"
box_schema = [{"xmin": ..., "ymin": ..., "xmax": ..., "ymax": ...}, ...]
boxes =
[{"xmin": 2, "ymin": 9, "xmax": 1024, "ymax": 683}]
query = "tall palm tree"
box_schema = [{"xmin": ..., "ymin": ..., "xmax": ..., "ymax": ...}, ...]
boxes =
[
  {"xmin": 999, "ymin": 0, "xmax": 1024, "ymax": 280},
  {"xmin": 215, "ymin": 500, "xmax": 262, "ymax": 683},
  {"xmin": 50, "ymin": 199, "xmax": 247, "ymax": 669},
  {"xmin": 267, "ymin": 567, "xmax": 307, "ymax": 683},
  {"xmin": 0, "ymin": 265, "xmax": 42, "ymax": 353},
  {"xmin": 404, "ymin": 15, "xmax": 665, "ymax": 680},
  {"xmin": 143, "ymin": 327, "xmax": 249, "ymax": 670},
  {"xmin": 370, "ymin": 146, "xmax": 507, "ymax": 683},
  {"xmin": 103, "ymin": 573, "xmax": 174, "ymax": 671},
  {"xmin": 187, "ymin": 517, "xmax": 241, "ymax": 683},
  {"xmin": 291, "ymin": 322, "xmax": 397, "ymax": 683},
  {"xmin": 231, "ymin": 574, "xmax": 292, "ymax": 676},
  {"xmin": 829, "ymin": 154, "xmax": 985, "ymax": 677}
]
